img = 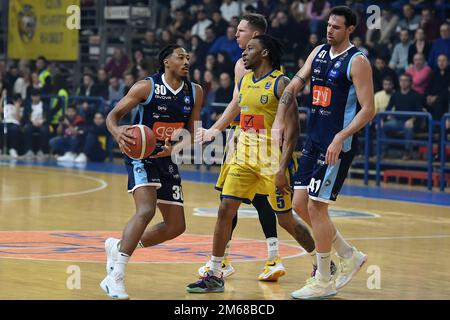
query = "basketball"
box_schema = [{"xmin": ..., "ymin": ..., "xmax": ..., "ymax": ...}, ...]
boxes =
[{"xmin": 125, "ymin": 125, "xmax": 157, "ymax": 159}]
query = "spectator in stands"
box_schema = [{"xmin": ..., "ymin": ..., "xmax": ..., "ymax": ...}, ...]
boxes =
[
  {"xmin": 352, "ymin": 36, "xmax": 369, "ymax": 57},
  {"xmin": 209, "ymin": 26, "xmax": 242, "ymax": 64},
  {"xmin": 50, "ymin": 105, "xmax": 85, "ymax": 162},
  {"xmin": 105, "ymin": 47, "xmax": 129, "ymax": 79},
  {"xmin": 214, "ymin": 72, "xmax": 234, "ymax": 104},
  {"xmin": 220, "ymin": 0, "xmax": 240, "ymax": 23},
  {"xmin": 169, "ymin": 9, "xmax": 192, "ymax": 39},
  {"xmin": 382, "ymin": 73, "xmax": 424, "ymax": 159},
  {"xmin": 108, "ymin": 76, "xmax": 125, "ymax": 103},
  {"xmin": 204, "ymin": 27, "xmax": 217, "ymax": 50},
  {"xmin": 140, "ymin": 31, "xmax": 160, "ymax": 60},
  {"xmin": 35, "ymin": 56, "xmax": 52, "ymax": 95},
  {"xmin": 201, "ymin": 0, "xmax": 220, "ymax": 17},
  {"xmin": 123, "ymin": 73, "xmax": 135, "ymax": 96},
  {"xmin": 191, "ymin": 9, "xmax": 212, "ymax": 42},
  {"xmin": 373, "ymin": 56, "xmax": 399, "ymax": 93},
  {"xmin": 13, "ymin": 67, "xmax": 30, "ymax": 100},
  {"xmin": 77, "ymin": 73, "xmax": 97, "ymax": 97},
  {"xmin": 48, "ymin": 73, "xmax": 70, "ymax": 135},
  {"xmin": 95, "ymin": 68, "xmax": 109, "ymax": 100},
  {"xmin": 0, "ymin": 91, "xmax": 22, "ymax": 158},
  {"xmin": 419, "ymin": 7, "xmax": 441, "ymax": 41},
  {"xmin": 406, "ymin": 53, "xmax": 432, "ymax": 95},
  {"xmin": 75, "ymin": 112, "xmax": 109, "ymax": 163},
  {"xmin": 190, "ymin": 35, "xmax": 209, "ymax": 66},
  {"xmin": 210, "ymin": 11, "xmax": 229, "ymax": 37},
  {"xmin": 291, "ymin": 0, "xmax": 309, "ymax": 22},
  {"xmin": 396, "ymin": 3, "xmax": 421, "ymax": 35},
  {"xmin": 159, "ymin": 29, "xmax": 174, "ymax": 48},
  {"xmin": 205, "ymin": 53, "xmax": 219, "ymax": 78},
  {"xmin": 271, "ymin": 10, "xmax": 302, "ymax": 52},
  {"xmin": 5, "ymin": 64, "xmax": 19, "ymax": 94},
  {"xmin": 26, "ymin": 72, "xmax": 41, "ymax": 100},
  {"xmin": 23, "ymin": 88, "xmax": 49, "ymax": 159},
  {"xmin": 306, "ymin": 0, "xmax": 330, "ymax": 35},
  {"xmin": 428, "ymin": 23, "xmax": 450, "ymax": 69},
  {"xmin": 408, "ymin": 28, "xmax": 431, "ymax": 65},
  {"xmin": 374, "ymin": 76, "xmax": 395, "ymax": 114},
  {"xmin": 257, "ymin": 0, "xmax": 277, "ymax": 18},
  {"xmin": 389, "ymin": 29, "xmax": 411, "ymax": 75},
  {"xmin": 366, "ymin": 8, "xmax": 399, "ymax": 50},
  {"xmin": 215, "ymin": 51, "xmax": 234, "ymax": 77},
  {"xmin": 297, "ymin": 33, "xmax": 318, "ymax": 61},
  {"xmin": 425, "ymin": 54, "xmax": 450, "ymax": 121}
]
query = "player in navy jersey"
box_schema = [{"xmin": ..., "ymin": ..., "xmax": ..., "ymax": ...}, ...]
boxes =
[
  {"xmin": 274, "ymin": 6, "xmax": 375, "ymax": 299},
  {"xmin": 100, "ymin": 44, "xmax": 203, "ymax": 299}
]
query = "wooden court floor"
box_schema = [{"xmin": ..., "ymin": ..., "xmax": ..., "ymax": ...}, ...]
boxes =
[{"xmin": 0, "ymin": 163, "xmax": 449, "ymax": 300}]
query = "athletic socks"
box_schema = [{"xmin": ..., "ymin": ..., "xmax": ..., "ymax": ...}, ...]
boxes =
[
  {"xmin": 333, "ymin": 230, "xmax": 353, "ymax": 259},
  {"xmin": 309, "ymin": 248, "xmax": 318, "ymax": 266},
  {"xmin": 316, "ymin": 252, "xmax": 331, "ymax": 281},
  {"xmin": 266, "ymin": 237, "xmax": 279, "ymax": 261},
  {"xmin": 113, "ymin": 252, "xmax": 130, "ymax": 276},
  {"xmin": 210, "ymin": 256, "xmax": 223, "ymax": 277}
]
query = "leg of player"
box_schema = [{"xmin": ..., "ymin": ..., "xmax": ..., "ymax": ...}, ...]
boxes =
[
  {"xmin": 100, "ymin": 186, "xmax": 157, "ymax": 300},
  {"xmin": 291, "ymin": 199, "xmax": 338, "ymax": 299},
  {"xmin": 186, "ymin": 198, "xmax": 241, "ymax": 293},
  {"xmin": 292, "ymin": 188, "xmax": 364, "ymax": 289},
  {"xmin": 198, "ymin": 201, "xmax": 236, "ymax": 278},
  {"xmin": 252, "ymin": 194, "xmax": 286, "ymax": 281},
  {"xmin": 104, "ymin": 203, "xmax": 185, "ymax": 276}
]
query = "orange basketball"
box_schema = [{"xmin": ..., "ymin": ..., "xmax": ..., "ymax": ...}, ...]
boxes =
[{"xmin": 125, "ymin": 125, "xmax": 157, "ymax": 159}]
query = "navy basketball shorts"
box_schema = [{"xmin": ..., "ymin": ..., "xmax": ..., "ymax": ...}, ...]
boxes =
[
  {"xmin": 125, "ymin": 156, "xmax": 184, "ymax": 206},
  {"xmin": 293, "ymin": 138, "xmax": 355, "ymax": 203}
]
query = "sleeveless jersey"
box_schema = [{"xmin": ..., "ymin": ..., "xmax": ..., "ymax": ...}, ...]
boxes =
[
  {"xmin": 135, "ymin": 73, "xmax": 196, "ymax": 152},
  {"xmin": 308, "ymin": 44, "xmax": 364, "ymax": 151},
  {"xmin": 236, "ymin": 68, "xmax": 284, "ymax": 162}
]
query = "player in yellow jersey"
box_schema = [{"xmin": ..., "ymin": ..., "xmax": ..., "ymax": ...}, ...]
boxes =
[
  {"xmin": 198, "ymin": 14, "xmax": 287, "ymax": 281},
  {"xmin": 187, "ymin": 34, "xmax": 322, "ymax": 293}
]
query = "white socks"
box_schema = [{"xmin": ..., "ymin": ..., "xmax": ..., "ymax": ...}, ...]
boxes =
[
  {"xmin": 113, "ymin": 252, "xmax": 130, "ymax": 276},
  {"xmin": 117, "ymin": 239, "xmax": 145, "ymax": 251},
  {"xmin": 266, "ymin": 237, "xmax": 279, "ymax": 261},
  {"xmin": 210, "ymin": 256, "xmax": 223, "ymax": 277},
  {"xmin": 316, "ymin": 252, "xmax": 331, "ymax": 281},
  {"xmin": 333, "ymin": 230, "xmax": 353, "ymax": 259},
  {"xmin": 309, "ymin": 248, "xmax": 317, "ymax": 266}
]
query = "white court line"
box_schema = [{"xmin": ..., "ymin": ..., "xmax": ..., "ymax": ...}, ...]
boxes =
[{"xmin": 0, "ymin": 168, "xmax": 108, "ymax": 201}]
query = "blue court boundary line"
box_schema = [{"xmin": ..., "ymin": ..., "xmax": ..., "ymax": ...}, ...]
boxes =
[{"xmin": 2, "ymin": 160, "xmax": 449, "ymax": 207}]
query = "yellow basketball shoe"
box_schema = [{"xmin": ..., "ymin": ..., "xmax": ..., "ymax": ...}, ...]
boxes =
[
  {"xmin": 258, "ymin": 256, "xmax": 286, "ymax": 281},
  {"xmin": 198, "ymin": 257, "xmax": 235, "ymax": 278}
]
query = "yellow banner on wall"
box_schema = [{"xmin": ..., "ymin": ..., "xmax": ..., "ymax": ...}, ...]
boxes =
[{"xmin": 8, "ymin": 0, "xmax": 79, "ymax": 61}]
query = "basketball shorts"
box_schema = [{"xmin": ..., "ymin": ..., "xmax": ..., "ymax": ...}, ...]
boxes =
[
  {"xmin": 293, "ymin": 137, "xmax": 355, "ymax": 203},
  {"xmin": 125, "ymin": 156, "xmax": 183, "ymax": 206},
  {"xmin": 221, "ymin": 158, "xmax": 295, "ymax": 214},
  {"xmin": 215, "ymin": 126, "xmax": 269, "ymax": 196}
]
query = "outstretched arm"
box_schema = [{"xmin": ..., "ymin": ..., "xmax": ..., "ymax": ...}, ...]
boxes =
[
  {"xmin": 325, "ymin": 55, "xmax": 375, "ymax": 165},
  {"xmin": 106, "ymin": 80, "xmax": 150, "ymax": 153}
]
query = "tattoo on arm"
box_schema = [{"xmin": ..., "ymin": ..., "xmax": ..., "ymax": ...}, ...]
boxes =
[
  {"xmin": 280, "ymin": 91, "xmax": 293, "ymax": 106},
  {"xmin": 294, "ymin": 74, "xmax": 306, "ymax": 85}
]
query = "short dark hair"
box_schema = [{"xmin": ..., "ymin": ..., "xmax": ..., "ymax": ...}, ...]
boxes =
[
  {"xmin": 329, "ymin": 6, "xmax": 358, "ymax": 28},
  {"xmin": 158, "ymin": 44, "xmax": 183, "ymax": 73},
  {"xmin": 400, "ymin": 73, "xmax": 412, "ymax": 81},
  {"xmin": 253, "ymin": 34, "xmax": 283, "ymax": 70},
  {"xmin": 382, "ymin": 76, "xmax": 393, "ymax": 83},
  {"xmin": 241, "ymin": 13, "xmax": 267, "ymax": 33}
]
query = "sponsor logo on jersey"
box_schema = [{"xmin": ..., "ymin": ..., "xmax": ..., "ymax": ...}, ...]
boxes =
[
  {"xmin": 157, "ymin": 105, "xmax": 167, "ymax": 112},
  {"xmin": 184, "ymin": 96, "xmax": 190, "ymax": 104},
  {"xmin": 334, "ymin": 61, "xmax": 342, "ymax": 69},
  {"xmin": 264, "ymin": 81, "xmax": 272, "ymax": 90},
  {"xmin": 329, "ymin": 69, "xmax": 339, "ymax": 78},
  {"xmin": 314, "ymin": 68, "xmax": 321, "ymax": 74},
  {"xmin": 312, "ymin": 85, "xmax": 332, "ymax": 107},
  {"xmin": 183, "ymin": 106, "xmax": 191, "ymax": 113},
  {"xmin": 240, "ymin": 114, "xmax": 265, "ymax": 131},
  {"xmin": 153, "ymin": 122, "xmax": 185, "ymax": 140}
]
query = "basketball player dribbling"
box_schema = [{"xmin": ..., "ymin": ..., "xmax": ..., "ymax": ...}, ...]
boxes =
[
  {"xmin": 101, "ymin": 44, "xmax": 203, "ymax": 299},
  {"xmin": 275, "ymin": 6, "xmax": 375, "ymax": 299}
]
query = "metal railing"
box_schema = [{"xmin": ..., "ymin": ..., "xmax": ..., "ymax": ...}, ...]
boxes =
[{"xmin": 374, "ymin": 111, "xmax": 434, "ymax": 190}]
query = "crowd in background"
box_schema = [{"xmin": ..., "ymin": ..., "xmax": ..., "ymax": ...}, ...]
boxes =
[{"xmin": 0, "ymin": 0, "xmax": 449, "ymax": 162}]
